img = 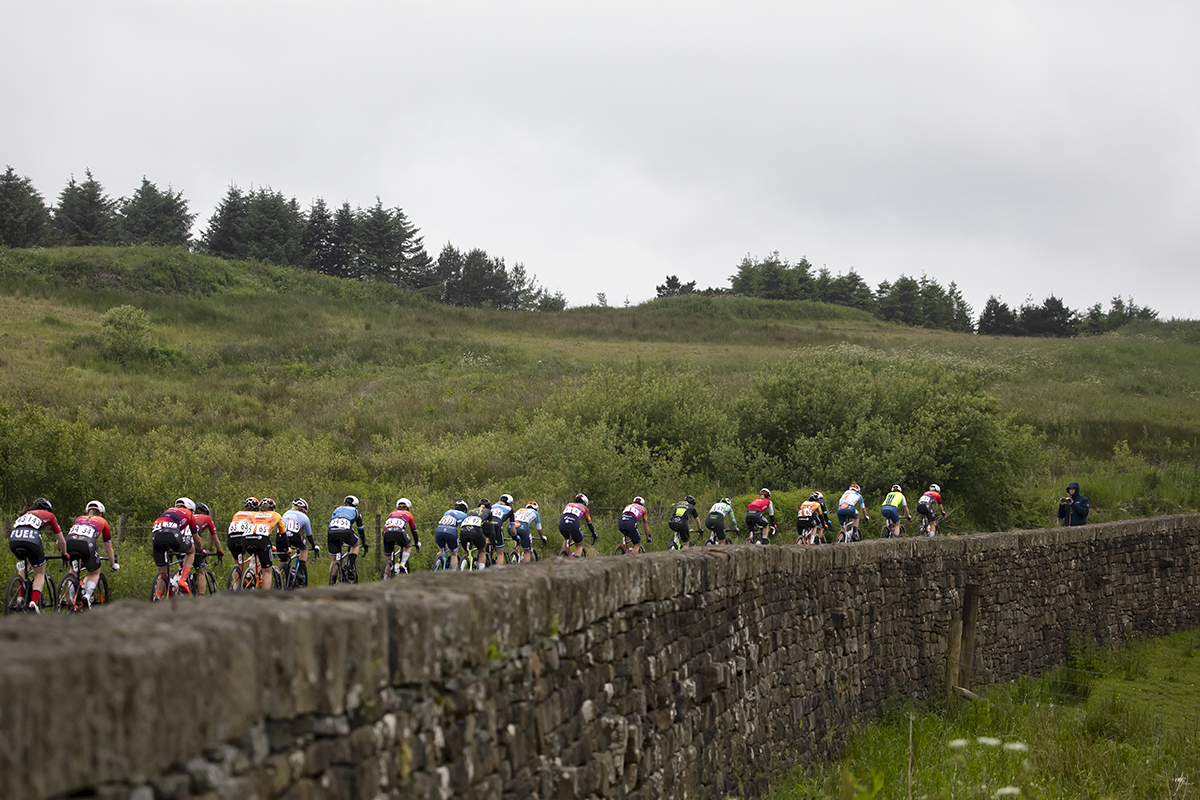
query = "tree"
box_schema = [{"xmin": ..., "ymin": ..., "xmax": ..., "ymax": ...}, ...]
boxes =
[
  {"xmin": 200, "ymin": 185, "xmax": 250, "ymax": 259},
  {"xmin": 728, "ymin": 251, "xmax": 810, "ymax": 300},
  {"xmin": 1078, "ymin": 296, "xmax": 1159, "ymax": 335},
  {"xmin": 116, "ymin": 177, "xmax": 194, "ymax": 247},
  {"xmin": 301, "ymin": 198, "xmax": 335, "ymax": 274},
  {"xmin": 0, "ymin": 165, "xmax": 51, "ymax": 248},
  {"xmin": 976, "ymin": 296, "xmax": 1021, "ymax": 336},
  {"xmin": 826, "ymin": 269, "xmax": 875, "ymax": 312},
  {"xmin": 656, "ymin": 275, "xmax": 696, "ymax": 297},
  {"xmin": 53, "ymin": 169, "xmax": 116, "ymax": 246},
  {"xmin": 1019, "ymin": 295, "xmax": 1076, "ymax": 337},
  {"xmin": 329, "ymin": 202, "xmax": 360, "ymax": 280},
  {"xmin": 242, "ymin": 188, "xmax": 305, "ymax": 267},
  {"xmin": 875, "ymin": 275, "xmax": 922, "ymax": 326},
  {"xmin": 946, "ymin": 282, "xmax": 975, "ymax": 333}
]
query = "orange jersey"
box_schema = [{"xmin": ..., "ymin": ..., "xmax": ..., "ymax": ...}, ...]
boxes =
[
  {"xmin": 250, "ymin": 510, "xmax": 284, "ymax": 538},
  {"xmin": 68, "ymin": 514, "xmax": 112, "ymax": 543},
  {"xmin": 228, "ymin": 509, "xmax": 256, "ymax": 538}
]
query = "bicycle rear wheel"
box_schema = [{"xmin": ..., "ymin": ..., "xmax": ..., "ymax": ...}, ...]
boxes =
[
  {"xmin": 39, "ymin": 577, "xmax": 57, "ymax": 611},
  {"xmin": 58, "ymin": 573, "xmax": 81, "ymax": 612},
  {"xmin": 4, "ymin": 575, "xmax": 24, "ymax": 615},
  {"xmin": 329, "ymin": 562, "xmax": 340, "ymax": 585},
  {"xmin": 93, "ymin": 574, "xmax": 109, "ymax": 607},
  {"xmin": 271, "ymin": 567, "xmax": 283, "ymax": 590},
  {"xmin": 150, "ymin": 573, "xmax": 168, "ymax": 602},
  {"xmin": 227, "ymin": 565, "xmax": 242, "ymax": 592},
  {"xmin": 204, "ymin": 569, "xmax": 217, "ymax": 595}
]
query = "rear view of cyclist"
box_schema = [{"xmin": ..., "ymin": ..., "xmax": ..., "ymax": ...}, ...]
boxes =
[
  {"xmin": 460, "ymin": 500, "xmax": 490, "ymax": 569},
  {"xmin": 485, "ymin": 494, "xmax": 515, "ymax": 565},
  {"xmin": 383, "ymin": 498, "xmax": 418, "ymax": 574},
  {"xmin": 559, "ymin": 494, "xmax": 594, "ymax": 557},
  {"xmin": 881, "ymin": 485, "xmax": 911, "ymax": 538},
  {"xmin": 227, "ymin": 497, "xmax": 258, "ymax": 567},
  {"xmin": 152, "ymin": 498, "xmax": 199, "ymax": 595},
  {"xmin": 668, "ymin": 495, "xmax": 700, "ymax": 548},
  {"xmin": 8, "ymin": 497, "xmax": 67, "ymax": 613},
  {"xmin": 280, "ymin": 498, "xmax": 316, "ymax": 586},
  {"xmin": 797, "ymin": 492, "xmax": 831, "ymax": 544},
  {"xmin": 746, "ymin": 489, "xmax": 776, "ymax": 544},
  {"xmin": 510, "ymin": 501, "xmax": 544, "ymax": 562},
  {"xmin": 251, "ymin": 498, "xmax": 285, "ymax": 588},
  {"xmin": 705, "ymin": 497, "xmax": 739, "ymax": 544},
  {"xmin": 192, "ymin": 501, "xmax": 224, "ymax": 595},
  {"xmin": 434, "ymin": 501, "xmax": 469, "ymax": 570},
  {"xmin": 917, "ymin": 484, "xmax": 945, "ymax": 536},
  {"xmin": 836, "ymin": 484, "xmax": 867, "ymax": 541},
  {"xmin": 66, "ymin": 501, "xmax": 118, "ymax": 608},
  {"xmin": 618, "ymin": 496, "xmax": 650, "ymax": 553},
  {"xmin": 327, "ymin": 495, "xmax": 365, "ymax": 582}
]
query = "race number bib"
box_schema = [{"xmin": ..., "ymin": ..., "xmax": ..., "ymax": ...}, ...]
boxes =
[
  {"xmin": 463, "ymin": 515, "xmax": 484, "ymax": 528},
  {"xmin": 330, "ymin": 517, "xmax": 352, "ymax": 530},
  {"xmin": 14, "ymin": 513, "xmax": 42, "ymax": 529},
  {"xmin": 384, "ymin": 517, "xmax": 408, "ymax": 532},
  {"xmin": 69, "ymin": 523, "xmax": 97, "ymax": 540},
  {"xmin": 228, "ymin": 519, "xmax": 253, "ymax": 535}
]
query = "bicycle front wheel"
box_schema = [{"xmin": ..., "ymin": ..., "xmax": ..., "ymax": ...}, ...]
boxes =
[
  {"xmin": 204, "ymin": 569, "xmax": 217, "ymax": 595},
  {"xmin": 150, "ymin": 573, "xmax": 169, "ymax": 602},
  {"xmin": 93, "ymin": 574, "xmax": 109, "ymax": 607},
  {"xmin": 227, "ymin": 565, "xmax": 242, "ymax": 592},
  {"xmin": 4, "ymin": 575, "xmax": 24, "ymax": 615}
]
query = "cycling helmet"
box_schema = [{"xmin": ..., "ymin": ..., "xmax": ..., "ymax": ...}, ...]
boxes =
[
  {"xmin": 814, "ymin": 491, "xmax": 824, "ymax": 501},
  {"xmin": 85, "ymin": 500, "xmax": 106, "ymax": 515},
  {"xmin": 575, "ymin": 493, "xmax": 590, "ymax": 507},
  {"xmin": 196, "ymin": 502, "xmax": 211, "ymax": 516},
  {"xmin": 633, "ymin": 496, "xmax": 645, "ymax": 506},
  {"xmin": 479, "ymin": 498, "xmax": 491, "ymax": 508},
  {"xmin": 526, "ymin": 501, "xmax": 539, "ymax": 510},
  {"xmin": 808, "ymin": 492, "xmax": 818, "ymax": 502},
  {"xmin": 396, "ymin": 498, "xmax": 412, "ymax": 510},
  {"xmin": 499, "ymin": 493, "xmax": 514, "ymax": 506},
  {"xmin": 760, "ymin": 488, "xmax": 771, "ymax": 498},
  {"xmin": 175, "ymin": 497, "xmax": 196, "ymax": 511},
  {"xmin": 891, "ymin": 485, "xmax": 902, "ymax": 492},
  {"xmin": 244, "ymin": 497, "xmax": 259, "ymax": 511},
  {"xmin": 32, "ymin": 497, "xmax": 52, "ymax": 512},
  {"xmin": 930, "ymin": 484, "xmax": 941, "ymax": 493},
  {"xmin": 685, "ymin": 495, "xmax": 696, "ymax": 505},
  {"xmin": 292, "ymin": 498, "xmax": 308, "ymax": 512},
  {"xmin": 722, "ymin": 497, "xmax": 731, "ymax": 506},
  {"xmin": 259, "ymin": 498, "xmax": 276, "ymax": 511},
  {"xmin": 454, "ymin": 500, "xmax": 469, "ymax": 513},
  {"xmin": 344, "ymin": 495, "xmax": 359, "ymax": 508},
  {"xmin": 849, "ymin": 484, "xmax": 860, "ymax": 492}
]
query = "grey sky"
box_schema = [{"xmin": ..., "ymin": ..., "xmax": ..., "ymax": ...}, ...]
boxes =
[{"xmin": 3, "ymin": 2, "xmax": 1197, "ymax": 319}]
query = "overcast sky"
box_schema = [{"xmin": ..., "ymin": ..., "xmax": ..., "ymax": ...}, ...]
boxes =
[{"xmin": 3, "ymin": 2, "xmax": 1197, "ymax": 318}]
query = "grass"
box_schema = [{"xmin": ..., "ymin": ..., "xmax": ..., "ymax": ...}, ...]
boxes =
[{"xmin": 768, "ymin": 628, "xmax": 1200, "ymax": 800}]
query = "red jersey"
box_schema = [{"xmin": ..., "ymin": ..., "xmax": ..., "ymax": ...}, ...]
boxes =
[
  {"xmin": 194, "ymin": 513, "xmax": 217, "ymax": 539},
  {"xmin": 68, "ymin": 514, "xmax": 112, "ymax": 543},
  {"xmin": 11, "ymin": 509, "xmax": 62, "ymax": 536},
  {"xmin": 747, "ymin": 497, "xmax": 774, "ymax": 516},
  {"xmin": 155, "ymin": 506, "xmax": 196, "ymax": 535},
  {"xmin": 920, "ymin": 491, "xmax": 943, "ymax": 506},
  {"xmin": 385, "ymin": 509, "xmax": 416, "ymax": 533}
]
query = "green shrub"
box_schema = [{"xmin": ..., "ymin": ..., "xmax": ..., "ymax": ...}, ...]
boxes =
[{"xmin": 100, "ymin": 304, "xmax": 153, "ymax": 363}]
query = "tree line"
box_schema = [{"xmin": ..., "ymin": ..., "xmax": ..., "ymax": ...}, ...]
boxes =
[
  {"xmin": 656, "ymin": 251, "xmax": 1158, "ymax": 337},
  {"xmin": 0, "ymin": 165, "xmax": 565, "ymax": 311}
]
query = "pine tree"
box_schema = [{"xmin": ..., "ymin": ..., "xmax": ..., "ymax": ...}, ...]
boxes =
[
  {"xmin": 329, "ymin": 202, "xmax": 360, "ymax": 280},
  {"xmin": 242, "ymin": 188, "xmax": 305, "ymax": 267},
  {"xmin": 53, "ymin": 168, "xmax": 116, "ymax": 246},
  {"xmin": 116, "ymin": 177, "xmax": 194, "ymax": 247},
  {"xmin": 301, "ymin": 198, "xmax": 335, "ymax": 274},
  {"xmin": 977, "ymin": 296, "xmax": 1021, "ymax": 336},
  {"xmin": 200, "ymin": 185, "xmax": 250, "ymax": 259},
  {"xmin": 0, "ymin": 166, "xmax": 51, "ymax": 248}
]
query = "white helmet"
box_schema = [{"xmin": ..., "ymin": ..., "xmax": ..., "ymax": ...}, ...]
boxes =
[
  {"xmin": 499, "ymin": 493, "xmax": 514, "ymax": 506},
  {"xmin": 175, "ymin": 497, "xmax": 196, "ymax": 511},
  {"xmin": 344, "ymin": 495, "xmax": 359, "ymax": 508},
  {"xmin": 633, "ymin": 496, "xmax": 645, "ymax": 506},
  {"xmin": 396, "ymin": 498, "xmax": 412, "ymax": 510},
  {"xmin": 575, "ymin": 493, "xmax": 590, "ymax": 507},
  {"xmin": 929, "ymin": 484, "xmax": 941, "ymax": 493},
  {"xmin": 86, "ymin": 500, "xmax": 106, "ymax": 515}
]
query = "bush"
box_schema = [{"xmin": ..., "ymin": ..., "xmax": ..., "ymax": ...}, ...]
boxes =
[{"xmin": 101, "ymin": 304, "xmax": 153, "ymax": 363}]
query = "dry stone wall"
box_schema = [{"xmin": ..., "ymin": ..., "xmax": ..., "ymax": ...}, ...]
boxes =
[{"xmin": 1, "ymin": 515, "xmax": 1197, "ymax": 800}]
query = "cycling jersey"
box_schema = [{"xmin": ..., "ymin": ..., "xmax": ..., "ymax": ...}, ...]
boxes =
[
  {"xmin": 460, "ymin": 510, "xmax": 487, "ymax": 553},
  {"xmin": 484, "ymin": 503, "xmax": 513, "ymax": 548},
  {"xmin": 882, "ymin": 491, "xmax": 907, "ymax": 524},
  {"xmin": 510, "ymin": 507, "xmax": 541, "ymax": 550},
  {"xmin": 227, "ymin": 509, "xmax": 256, "ymax": 557},
  {"xmin": 559, "ymin": 502, "xmax": 592, "ymax": 545},
  {"xmin": 151, "ymin": 507, "xmax": 196, "ymax": 567},
  {"xmin": 797, "ymin": 500, "xmax": 829, "ymax": 531},
  {"xmin": 745, "ymin": 497, "xmax": 775, "ymax": 534},
  {"xmin": 280, "ymin": 509, "xmax": 313, "ymax": 551},
  {"xmin": 838, "ymin": 489, "xmax": 865, "ymax": 511},
  {"xmin": 328, "ymin": 504, "xmax": 364, "ymax": 553},
  {"xmin": 8, "ymin": 509, "xmax": 63, "ymax": 569},
  {"xmin": 383, "ymin": 509, "xmax": 415, "ymax": 552},
  {"xmin": 66, "ymin": 514, "xmax": 111, "ymax": 572},
  {"xmin": 705, "ymin": 501, "xmax": 737, "ymax": 541},
  {"xmin": 917, "ymin": 491, "xmax": 943, "ymax": 521},
  {"xmin": 435, "ymin": 509, "xmax": 467, "ymax": 552}
]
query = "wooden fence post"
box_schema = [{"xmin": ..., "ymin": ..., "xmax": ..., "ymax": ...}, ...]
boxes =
[
  {"xmin": 116, "ymin": 514, "xmax": 128, "ymax": 561},
  {"xmin": 958, "ymin": 585, "xmax": 981, "ymax": 690},
  {"xmin": 374, "ymin": 513, "xmax": 381, "ymax": 573}
]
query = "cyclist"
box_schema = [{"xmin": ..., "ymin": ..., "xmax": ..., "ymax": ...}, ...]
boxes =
[
  {"xmin": 191, "ymin": 501, "xmax": 225, "ymax": 595},
  {"xmin": 484, "ymin": 494, "xmax": 515, "ymax": 565},
  {"xmin": 383, "ymin": 498, "xmax": 418, "ymax": 574},
  {"xmin": 705, "ymin": 497, "xmax": 739, "ymax": 544},
  {"xmin": 836, "ymin": 484, "xmax": 868, "ymax": 541},
  {"xmin": 668, "ymin": 495, "xmax": 700, "ymax": 548},
  {"xmin": 434, "ymin": 501, "xmax": 469, "ymax": 570},
  {"xmin": 280, "ymin": 498, "xmax": 317, "ymax": 586},
  {"xmin": 917, "ymin": 484, "xmax": 945, "ymax": 536},
  {"xmin": 618, "ymin": 496, "xmax": 650, "ymax": 553},
  {"xmin": 797, "ymin": 492, "xmax": 832, "ymax": 545},
  {"xmin": 250, "ymin": 498, "xmax": 285, "ymax": 588},
  {"xmin": 227, "ymin": 497, "xmax": 258, "ymax": 568},
  {"xmin": 327, "ymin": 495, "xmax": 365, "ymax": 583},
  {"xmin": 65, "ymin": 501, "xmax": 119, "ymax": 608},
  {"xmin": 509, "ymin": 501, "xmax": 544, "ymax": 563},
  {"xmin": 7, "ymin": 497, "xmax": 67, "ymax": 613},
  {"xmin": 881, "ymin": 485, "xmax": 912, "ymax": 538},
  {"xmin": 152, "ymin": 498, "xmax": 199, "ymax": 596},
  {"xmin": 460, "ymin": 500, "xmax": 490, "ymax": 569},
  {"xmin": 558, "ymin": 494, "xmax": 595, "ymax": 557},
  {"xmin": 745, "ymin": 488, "xmax": 776, "ymax": 545}
]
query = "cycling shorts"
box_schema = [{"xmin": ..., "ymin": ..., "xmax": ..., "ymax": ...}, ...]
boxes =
[
  {"xmin": 558, "ymin": 515, "xmax": 583, "ymax": 545},
  {"xmin": 434, "ymin": 526, "xmax": 459, "ymax": 553},
  {"xmin": 481, "ymin": 520, "xmax": 504, "ymax": 549},
  {"xmin": 617, "ymin": 515, "xmax": 642, "ymax": 545},
  {"xmin": 796, "ymin": 515, "xmax": 821, "ymax": 533},
  {"xmin": 152, "ymin": 526, "xmax": 193, "ymax": 567},
  {"xmin": 327, "ymin": 529, "xmax": 360, "ymax": 554},
  {"xmin": 227, "ymin": 534, "xmax": 245, "ymax": 559},
  {"xmin": 66, "ymin": 539, "xmax": 101, "ymax": 573},
  {"xmin": 510, "ymin": 521, "xmax": 532, "ymax": 550},
  {"xmin": 9, "ymin": 530, "xmax": 47, "ymax": 568},
  {"xmin": 245, "ymin": 536, "xmax": 272, "ymax": 569},
  {"xmin": 836, "ymin": 506, "xmax": 859, "ymax": 523},
  {"xmin": 669, "ymin": 516, "xmax": 692, "ymax": 544},
  {"xmin": 460, "ymin": 526, "xmax": 486, "ymax": 553},
  {"xmin": 881, "ymin": 505, "xmax": 900, "ymax": 524},
  {"xmin": 277, "ymin": 530, "xmax": 308, "ymax": 552},
  {"xmin": 917, "ymin": 502, "xmax": 936, "ymax": 522},
  {"xmin": 382, "ymin": 527, "xmax": 412, "ymax": 553},
  {"xmin": 745, "ymin": 510, "xmax": 769, "ymax": 532},
  {"xmin": 705, "ymin": 512, "xmax": 728, "ymax": 538}
]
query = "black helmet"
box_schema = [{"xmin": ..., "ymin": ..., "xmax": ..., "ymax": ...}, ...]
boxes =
[
  {"xmin": 685, "ymin": 495, "xmax": 696, "ymax": 505},
  {"xmin": 454, "ymin": 500, "xmax": 469, "ymax": 513},
  {"xmin": 196, "ymin": 502, "xmax": 211, "ymax": 516},
  {"xmin": 478, "ymin": 498, "xmax": 492, "ymax": 508},
  {"xmin": 32, "ymin": 497, "xmax": 52, "ymax": 512}
]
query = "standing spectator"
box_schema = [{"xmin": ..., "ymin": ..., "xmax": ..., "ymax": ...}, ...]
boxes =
[{"xmin": 1058, "ymin": 482, "xmax": 1090, "ymax": 526}]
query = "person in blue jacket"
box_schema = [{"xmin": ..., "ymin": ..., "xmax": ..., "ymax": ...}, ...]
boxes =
[{"xmin": 1058, "ymin": 482, "xmax": 1090, "ymax": 526}]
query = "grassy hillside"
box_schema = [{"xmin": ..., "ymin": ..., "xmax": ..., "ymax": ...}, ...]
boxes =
[{"xmin": 1, "ymin": 246, "xmax": 1197, "ymax": 552}]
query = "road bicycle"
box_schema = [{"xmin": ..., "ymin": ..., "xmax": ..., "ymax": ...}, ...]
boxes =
[
  {"xmin": 612, "ymin": 528, "xmax": 650, "ymax": 555},
  {"xmin": 879, "ymin": 517, "xmax": 910, "ymax": 539},
  {"xmin": 506, "ymin": 532, "xmax": 546, "ymax": 563},
  {"xmin": 4, "ymin": 557, "xmax": 59, "ymax": 615},
  {"xmin": 458, "ymin": 540, "xmax": 484, "ymax": 571},
  {"xmin": 918, "ymin": 510, "xmax": 949, "ymax": 537},
  {"xmin": 59, "ymin": 554, "xmax": 110, "ymax": 612},
  {"xmin": 328, "ymin": 542, "xmax": 366, "ymax": 585},
  {"xmin": 381, "ymin": 543, "xmax": 414, "ymax": 579},
  {"xmin": 150, "ymin": 552, "xmax": 216, "ymax": 600},
  {"xmin": 836, "ymin": 517, "xmax": 864, "ymax": 543},
  {"xmin": 432, "ymin": 544, "xmax": 456, "ymax": 571},
  {"xmin": 703, "ymin": 527, "xmax": 736, "ymax": 545},
  {"xmin": 668, "ymin": 527, "xmax": 703, "ymax": 550},
  {"xmin": 272, "ymin": 546, "xmax": 307, "ymax": 590},
  {"xmin": 797, "ymin": 525, "xmax": 829, "ymax": 546},
  {"xmin": 746, "ymin": 523, "xmax": 775, "ymax": 546}
]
